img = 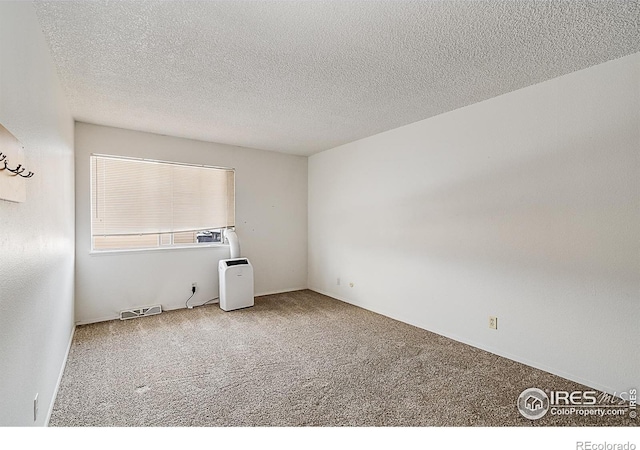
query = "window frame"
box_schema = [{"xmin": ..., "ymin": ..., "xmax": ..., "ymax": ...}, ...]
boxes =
[{"xmin": 89, "ymin": 153, "xmax": 235, "ymax": 254}]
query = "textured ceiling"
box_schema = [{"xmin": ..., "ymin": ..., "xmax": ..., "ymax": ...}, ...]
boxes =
[{"xmin": 33, "ymin": 1, "xmax": 640, "ymax": 156}]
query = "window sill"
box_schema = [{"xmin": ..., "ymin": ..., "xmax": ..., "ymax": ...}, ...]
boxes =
[{"xmin": 89, "ymin": 243, "xmax": 229, "ymax": 256}]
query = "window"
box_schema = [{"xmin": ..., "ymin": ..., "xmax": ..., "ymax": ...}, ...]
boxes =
[{"xmin": 90, "ymin": 154, "xmax": 234, "ymax": 251}]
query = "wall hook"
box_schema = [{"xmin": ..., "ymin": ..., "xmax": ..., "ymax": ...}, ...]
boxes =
[{"xmin": 0, "ymin": 152, "xmax": 35, "ymax": 178}]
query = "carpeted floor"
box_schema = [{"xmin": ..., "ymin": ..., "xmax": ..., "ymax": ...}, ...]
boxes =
[{"xmin": 50, "ymin": 290, "xmax": 634, "ymax": 427}]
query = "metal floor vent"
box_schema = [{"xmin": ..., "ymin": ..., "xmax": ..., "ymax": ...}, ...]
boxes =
[{"xmin": 120, "ymin": 305, "xmax": 162, "ymax": 320}]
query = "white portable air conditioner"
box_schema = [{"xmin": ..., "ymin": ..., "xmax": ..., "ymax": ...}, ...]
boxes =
[{"xmin": 218, "ymin": 258, "xmax": 254, "ymax": 311}]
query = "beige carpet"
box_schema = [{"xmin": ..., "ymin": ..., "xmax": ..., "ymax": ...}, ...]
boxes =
[{"xmin": 49, "ymin": 290, "xmax": 633, "ymax": 427}]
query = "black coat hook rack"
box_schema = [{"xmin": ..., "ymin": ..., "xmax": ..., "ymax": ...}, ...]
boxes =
[{"xmin": 0, "ymin": 152, "xmax": 34, "ymax": 178}]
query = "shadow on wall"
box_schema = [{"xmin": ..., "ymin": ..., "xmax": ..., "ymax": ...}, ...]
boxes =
[{"xmin": 342, "ymin": 128, "xmax": 638, "ymax": 288}]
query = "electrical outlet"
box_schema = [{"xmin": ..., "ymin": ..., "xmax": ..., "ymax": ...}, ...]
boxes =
[
  {"xmin": 33, "ymin": 393, "xmax": 38, "ymax": 422},
  {"xmin": 337, "ymin": 277, "xmax": 340, "ymax": 286},
  {"xmin": 489, "ymin": 316, "xmax": 498, "ymax": 330},
  {"xmin": 192, "ymin": 282, "xmax": 197, "ymax": 291}
]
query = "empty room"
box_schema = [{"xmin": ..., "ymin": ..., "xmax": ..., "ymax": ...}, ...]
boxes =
[{"xmin": 1, "ymin": 0, "xmax": 638, "ymax": 442}]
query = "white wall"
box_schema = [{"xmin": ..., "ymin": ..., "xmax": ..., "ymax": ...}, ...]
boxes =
[
  {"xmin": 309, "ymin": 53, "xmax": 640, "ymax": 395},
  {"xmin": 75, "ymin": 123, "xmax": 307, "ymax": 324},
  {"xmin": 0, "ymin": 2, "xmax": 75, "ymax": 426}
]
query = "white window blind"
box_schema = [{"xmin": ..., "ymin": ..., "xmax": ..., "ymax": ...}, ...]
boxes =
[{"xmin": 91, "ymin": 154, "xmax": 234, "ymax": 250}]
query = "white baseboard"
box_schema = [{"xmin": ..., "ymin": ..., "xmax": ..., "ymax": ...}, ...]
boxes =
[
  {"xmin": 308, "ymin": 288, "xmax": 624, "ymax": 398},
  {"xmin": 75, "ymin": 314, "xmax": 119, "ymax": 325},
  {"xmin": 75, "ymin": 287, "xmax": 310, "ymax": 325},
  {"xmin": 45, "ymin": 325, "xmax": 75, "ymax": 427},
  {"xmin": 255, "ymin": 287, "xmax": 308, "ymax": 297}
]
